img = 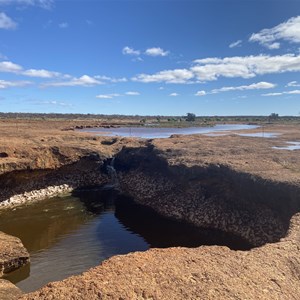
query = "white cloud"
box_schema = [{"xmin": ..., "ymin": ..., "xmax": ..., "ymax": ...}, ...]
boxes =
[
  {"xmin": 96, "ymin": 93, "xmax": 121, "ymax": 99},
  {"xmin": 211, "ymin": 82, "xmax": 276, "ymax": 94},
  {"xmin": 195, "ymin": 90, "xmax": 206, "ymax": 96},
  {"xmin": 286, "ymin": 90, "xmax": 300, "ymax": 94},
  {"xmin": 229, "ymin": 40, "xmax": 242, "ymax": 48},
  {"xmin": 262, "ymin": 92, "xmax": 283, "ymax": 96},
  {"xmin": 132, "ymin": 56, "xmax": 143, "ymax": 62},
  {"xmin": 94, "ymin": 75, "xmax": 127, "ymax": 83},
  {"xmin": 96, "ymin": 95, "xmax": 112, "ymax": 99},
  {"xmin": 0, "ymin": 59, "xmax": 128, "ymax": 88},
  {"xmin": 249, "ymin": 16, "xmax": 300, "ymax": 49},
  {"xmin": 0, "ymin": 61, "xmax": 22, "ymax": 72},
  {"xmin": 262, "ymin": 90, "xmax": 300, "ymax": 96},
  {"xmin": 145, "ymin": 47, "xmax": 169, "ymax": 57},
  {"xmin": 42, "ymin": 75, "xmax": 104, "ymax": 87},
  {"xmin": 286, "ymin": 81, "xmax": 300, "ymax": 87},
  {"xmin": 33, "ymin": 99, "xmax": 73, "ymax": 107},
  {"xmin": 265, "ymin": 42, "xmax": 280, "ymax": 50},
  {"xmin": 22, "ymin": 68, "xmax": 61, "ymax": 78},
  {"xmin": 0, "ymin": 12, "xmax": 17, "ymax": 29},
  {"xmin": 96, "ymin": 92, "xmax": 139, "ymax": 99},
  {"xmin": 0, "ymin": 79, "xmax": 32, "ymax": 89},
  {"xmin": 122, "ymin": 46, "xmax": 140, "ymax": 56},
  {"xmin": 192, "ymin": 54, "xmax": 300, "ymax": 81},
  {"xmin": 125, "ymin": 91, "xmax": 140, "ymax": 96},
  {"xmin": 132, "ymin": 69, "xmax": 194, "ymax": 84},
  {"xmin": 133, "ymin": 54, "xmax": 300, "ymax": 84},
  {"xmin": 0, "ymin": 0, "xmax": 54, "ymax": 9},
  {"xmin": 32, "ymin": 0, "xmax": 54, "ymax": 9},
  {"xmin": 40, "ymin": 100, "xmax": 72, "ymax": 106},
  {"xmin": 195, "ymin": 82, "xmax": 275, "ymax": 97},
  {"xmin": 0, "ymin": 60, "xmax": 65, "ymax": 79},
  {"xmin": 59, "ymin": 22, "xmax": 69, "ymax": 29},
  {"xmin": 169, "ymin": 92, "xmax": 179, "ymax": 97},
  {"xmin": 123, "ymin": 46, "xmax": 169, "ymax": 59}
]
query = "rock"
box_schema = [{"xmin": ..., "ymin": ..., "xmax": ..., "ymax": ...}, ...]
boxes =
[
  {"xmin": 101, "ymin": 138, "xmax": 118, "ymax": 145},
  {"xmin": 0, "ymin": 152, "xmax": 8, "ymax": 158},
  {"xmin": 0, "ymin": 279, "xmax": 22, "ymax": 300},
  {"xmin": 0, "ymin": 232, "xmax": 30, "ymax": 276}
]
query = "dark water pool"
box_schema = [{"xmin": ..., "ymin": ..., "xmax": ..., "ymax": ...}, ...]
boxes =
[{"xmin": 0, "ymin": 187, "xmax": 251, "ymax": 293}]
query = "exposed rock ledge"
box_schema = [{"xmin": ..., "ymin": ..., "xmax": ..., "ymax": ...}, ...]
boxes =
[
  {"xmin": 0, "ymin": 232, "xmax": 29, "ymax": 277},
  {"xmin": 0, "ymin": 184, "xmax": 73, "ymax": 209}
]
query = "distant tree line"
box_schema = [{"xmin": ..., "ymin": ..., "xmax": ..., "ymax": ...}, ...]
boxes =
[{"xmin": 0, "ymin": 112, "xmax": 299, "ymax": 123}]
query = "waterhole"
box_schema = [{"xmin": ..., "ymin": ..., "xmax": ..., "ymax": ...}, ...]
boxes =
[
  {"xmin": 82, "ymin": 124, "xmax": 259, "ymax": 139},
  {"xmin": 0, "ymin": 187, "xmax": 251, "ymax": 293}
]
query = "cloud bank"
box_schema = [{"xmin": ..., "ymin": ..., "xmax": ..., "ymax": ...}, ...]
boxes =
[
  {"xmin": 133, "ymin": 54, "xmax": 300, "ymax": 84},
  {"xmin": 249, "ymin": 16, "xmax": 300, "ymax": 49}
]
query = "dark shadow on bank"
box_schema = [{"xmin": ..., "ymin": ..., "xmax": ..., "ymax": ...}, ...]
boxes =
[
  {"xmin": 113, "ymin": 146, "xmax": 300, "ymax": 247},
  {"xmin": 114, "ymin": 195, "xmax": 252, "ymax": 250},
  {"xmin": 73, "ymin": 186, "xmax": 252, "ymax": 250}
]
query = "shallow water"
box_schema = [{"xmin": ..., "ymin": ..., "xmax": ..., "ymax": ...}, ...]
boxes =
[
  {"xmin": 83, "ymin": 124, "xmax": 259, "ymax": 139},
  {"xmin": 204, "ymin": 132, "xmax": 280, "ymax": 138},
  {"xmin": 1, "ymin": 188, "xmax": 251, "ymax": 293},
  {"xmin": 238, "ymin": 132, "xmax": 281, "ymax": 138},
  {"xmin": 272, "ymin": 141, "xmax": 300, "ymax": 151}
]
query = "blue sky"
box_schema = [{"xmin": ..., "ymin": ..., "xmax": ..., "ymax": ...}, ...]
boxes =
[{"xmin": 0, "ymin": 0, "xmax": 300, "ymax": 116}]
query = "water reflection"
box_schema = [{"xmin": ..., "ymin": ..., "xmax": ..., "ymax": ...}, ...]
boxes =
[
  {"xmin": 115, "ymin": 196, "xmax": 252, "ymax": 250},
  {"xmin": 1, "ymin": 187, "xmax": 252, "ymax": 293},
  {"xmin": 0, "ymin": 196, "xmax": 91, "ymax": 254},
  {"xmin": 1, "ymin": 189, "xmax": 148, "ymax": 292}
]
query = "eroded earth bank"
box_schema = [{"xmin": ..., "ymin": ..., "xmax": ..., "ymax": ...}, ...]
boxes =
[{"xmin": 0, "ymin": 119, "xmax": 300, "ymax": 299}]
